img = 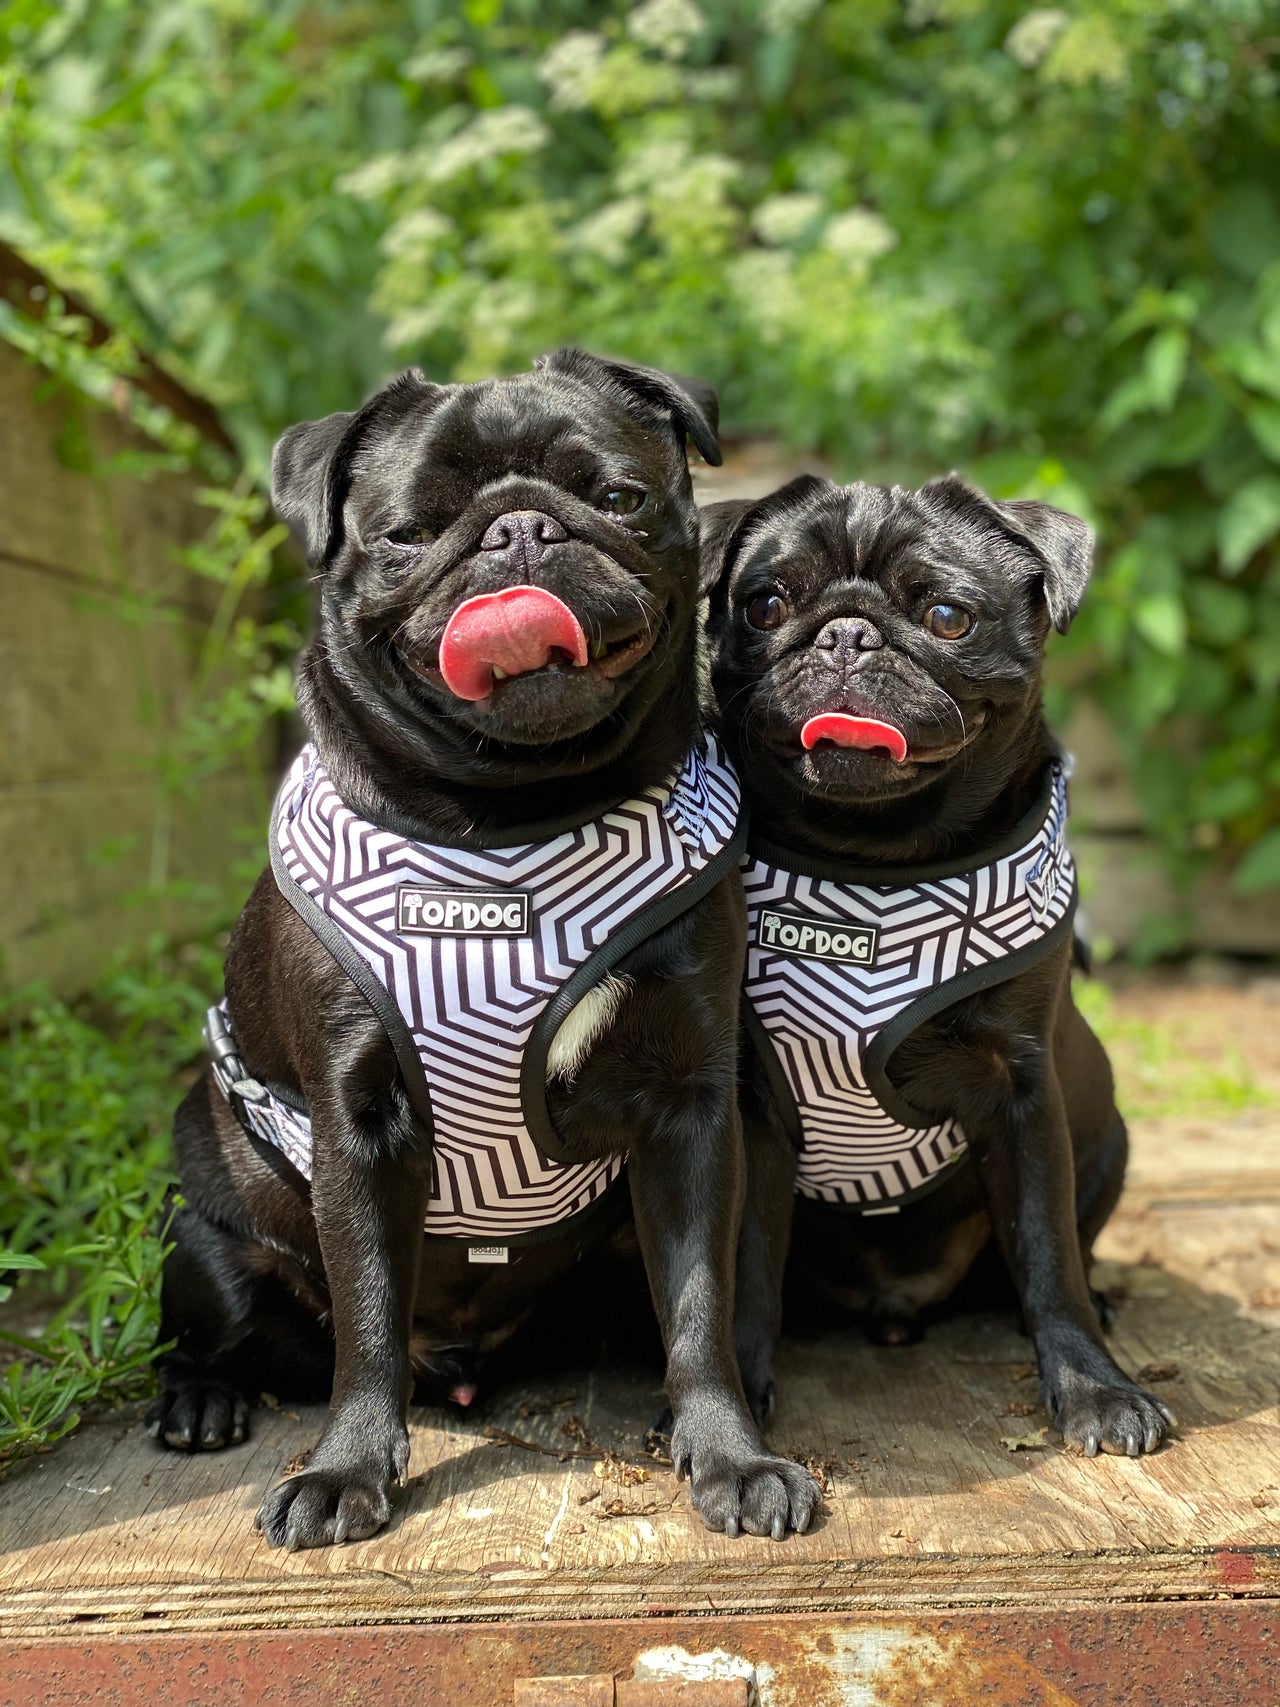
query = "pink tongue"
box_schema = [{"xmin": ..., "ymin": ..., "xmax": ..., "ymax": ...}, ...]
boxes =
[
  {"xmin": 438, "ymin": 584, "xmax": 589, "ymax": 701},
  {"xmin": 801, "ymin": 713, "xmax": 909, "ymax": 763}
]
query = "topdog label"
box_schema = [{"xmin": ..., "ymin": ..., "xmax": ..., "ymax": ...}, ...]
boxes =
[
  {"xmin": 397, "ymin": 887, "xmax": 531, "ymax": 936},
  {"xmin": 757, "ymin": 907, "xmax": 878, "ymax": 965}
]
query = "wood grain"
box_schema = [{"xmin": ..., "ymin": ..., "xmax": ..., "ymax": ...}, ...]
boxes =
[{"xmin": 1, "ymin": 1111, "xmax": 1277, "ymax": 1638}]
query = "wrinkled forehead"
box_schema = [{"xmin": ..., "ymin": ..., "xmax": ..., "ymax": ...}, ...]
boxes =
[
  {"xmin": 734, "ymin": 485, "xmax": 997, "ymax": 592},
  {"xmin": 355, "ymin": 370, "xmax": 685, "ymax": 497}
]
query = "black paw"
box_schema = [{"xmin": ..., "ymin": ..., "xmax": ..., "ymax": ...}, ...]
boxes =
[
  {"xmin": 256, "ymin": 1462, "xmax": 398, "ymax": 1550},
  {"xmin": 1049, "ymin": 1369, "xmax": 1176, "ymax": 1458},
  {"xmin": 671, "ymin": 1413, "xmax": 821, "ymax": 1540},
  {"xmin": 146, "ymin": 1378, "xmax": 249, "ymax": 1452}
]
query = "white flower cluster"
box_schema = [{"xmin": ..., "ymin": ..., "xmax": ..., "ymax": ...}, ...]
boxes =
[
  {"xmin": 537, "ymin": 30, "xmax": 608, "ymax": 112},
  {"xmin": 423, "ymin": 107, "xmax": 549, "ymax": 185},
  {"xmin": 570, "ymin": 197, "xmax": 647, "ymax": 264},
  {"xmin": 752, "ymin": 192, "xmax": 825, "ymax": 247},
  {"xmin": 626, "ymin": 0, "xmax": 706, "ymax": 60},
  {"xmin": 823, "ymin": 207, "xmax": 898, "ymax": 264},
  {"xmin": 758, "ymin": 0, "xmax": 823, "ymax": 34},
  {"xmin": 335, "ymin": 154, "xmax": 409, "ymax": 201},
  {"xmin": 1004, "ymin": 9, "xmax": 1069, "ymax": 70},
  {"xmin": 401, "ymin": 46, "xmax": 472, "ymax": 84},
  {"xmin": 379, "ymin": 207, "xmax": 456, "ymax": 259}
]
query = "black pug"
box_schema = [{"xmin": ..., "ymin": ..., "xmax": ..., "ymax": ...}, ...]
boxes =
[
  {"xmin": 704, "ymin": 473, "xmax": 1176, "ymax": 1459},
  {"xmin": 146, "ymin": 350, "xmax": 819, "ymax": 1546}
]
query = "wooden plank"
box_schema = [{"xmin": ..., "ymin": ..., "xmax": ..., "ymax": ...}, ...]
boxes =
[{"xmin": 0, "ymin": 1097, "xmax": 1277, "ymax": 1639}]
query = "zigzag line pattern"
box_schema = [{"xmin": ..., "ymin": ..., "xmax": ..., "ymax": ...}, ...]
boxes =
[
  {"xmin": 236, "ymin": 738, "xmax": 741, "ymax": 1239},
  {"xmin": 743, "ymin": 766, "xmax": 1075, "ymax": 1208}
]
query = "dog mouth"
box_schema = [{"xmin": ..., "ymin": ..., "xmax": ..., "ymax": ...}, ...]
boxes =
[
  {"xmin": 405, "ymin": 584, "xmax": 664, "ymax": 709},
  {"xmin": 794, "ymin": 707, "xmax": 988, "ymax": 767}
]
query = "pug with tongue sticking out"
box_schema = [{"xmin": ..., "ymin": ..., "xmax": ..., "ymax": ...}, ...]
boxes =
[
  {"xmin": 704, "ymin": 474, "xmax": 1176, "ymax": 1463},
  {"xmin": 145, "ymin": 350, "xmax": 820, "ymax": 1549}
]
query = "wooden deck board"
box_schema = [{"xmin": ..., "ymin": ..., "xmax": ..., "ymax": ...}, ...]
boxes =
[{"xmin": 2, "ymin": 1097, "xmax": 1278, "ymax": 1638}]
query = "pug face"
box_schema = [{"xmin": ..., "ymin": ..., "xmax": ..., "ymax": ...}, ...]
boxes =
[
  {"xmin": 705, "ymin": 474, "xmax": 1093, "ymax": 808},
  {"xmin": 272, "ymin": 350, "xmax": 720, "ymax": 758}
]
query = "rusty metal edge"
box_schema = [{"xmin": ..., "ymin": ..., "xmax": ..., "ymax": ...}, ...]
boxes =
[{"xmin": 0, "ymin": 1602, "xmax": 1277, "ymax": 1707}]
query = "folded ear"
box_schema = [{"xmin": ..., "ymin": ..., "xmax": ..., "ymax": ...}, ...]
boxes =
[
  {"xmin": 271, "ymin": 369, "xmax": 439, "ymax": 566},
  {"xmin": 921, "ymin": 474, "xmax": 1095, "ymax": 635},
  {"xmin": 271, "ymin": 411, "xmax": 355, "ymax": 565},
  {"xmin": 698, "ymin": 498, "xmax": 756, "ymax": 593},
  {"xmin": 536, "ymin": 347, "xmax": 723, "ymax": 467}
]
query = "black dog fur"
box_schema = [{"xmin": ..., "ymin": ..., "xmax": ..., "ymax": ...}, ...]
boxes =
[
  {"xmin": 146, "ymin": 352, "xmax": 819, "ymax": 1546},
  {"xmin": 704, "ymin": 473, "xmax": 1176, "ymax": 1459}
]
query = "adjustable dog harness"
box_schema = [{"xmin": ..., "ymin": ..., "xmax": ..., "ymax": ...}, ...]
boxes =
[
  {"xmin": 741, "ymin": 763, "xmax": 1076, "ymax": 1214},
  {"xmin": 210, "ymin": 737, "xmax": 744, "ymax": 1247}
]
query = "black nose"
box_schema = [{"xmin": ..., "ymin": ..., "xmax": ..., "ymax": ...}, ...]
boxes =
[
  {"xmin": 815, "ymin": 615, "xmax": 884, "ymax": 655},
  {"xmin": 480, "ymin": 510, "xmax": 569, "ymax": 567}
]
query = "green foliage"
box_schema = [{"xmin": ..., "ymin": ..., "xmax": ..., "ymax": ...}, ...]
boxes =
[
  {"xmin": 1074, "ymin": 976, "xmax": 1274, "ymax": 1120},
  {"xmin": 0, "ymin": 942, "xmax": 223, "ymax": 1474},
  {"xmin": 2, "ymin": 0, "xmax": 1277, "ymax": 909}
]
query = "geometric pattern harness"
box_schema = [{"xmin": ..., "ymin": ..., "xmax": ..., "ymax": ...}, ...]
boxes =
[
  {"xmin": 741, "ymin": 763, "xmax": 1076, "ymax": 1215},
  {"xmin": 211, "ymin": 736, "xmax": 744, "ymax": 1246}
]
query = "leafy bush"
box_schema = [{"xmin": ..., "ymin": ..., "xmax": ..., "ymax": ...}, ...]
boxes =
[
  {"xmin": 3, "ymin": 0, "xmax": 1277, "ymax": 903},
  {"xmin": 0, "ymin": 943, "xmax": 222, "ymax": 1473}
]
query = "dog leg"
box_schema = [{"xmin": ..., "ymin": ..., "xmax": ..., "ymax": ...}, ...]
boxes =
[
  {"xmin": 255, "ymin": 1070, "xmax": 429, "ymax": 1550},
  {"xmin": 965, "ymin": 1059, "xmax": 1174, "ymax": 1458},
  {"xmin": 733, "ymin": 1110, "xmax": 795, "ymax": 1425},
  {"xmin": 630, "ymin": 1083, "xmax": 820, "ymax": 1539},
  {"xmin": 146, "ymin": 1202, "xmax": 257, "ymax": 1451}
]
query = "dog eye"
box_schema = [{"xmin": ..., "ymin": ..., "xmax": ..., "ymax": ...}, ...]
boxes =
[
  {"xmin": 924, "ymin": 603, "xmax": 973, "ymax": 640},
  {"xmin": 385, "ymin": 524, "xmax": 435, "ymax": 548},
  {"xmin": 598, "ymin": 488, "xmax": 645, "ymax": 516},
  {"xmin": 746, "ymin": 592, "xmax": 789, "ymax": 631}
]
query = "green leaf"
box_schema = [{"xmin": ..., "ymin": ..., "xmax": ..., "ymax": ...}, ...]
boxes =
[
  {"xmin": 1143, "ymin": 326, "xmax": 1189, "ymax": 413},
  {"xmin": 1218, "ymin": 475, "xmax": 1280, "ymax": 572},
  {"xmin": 1132, "ymin": 592, "xmax": 1186, "ymax": 656},
  {"xmin": 1234, "ymin": 828, "xmax": 1280, "ymax": 894},
  {"xmin": 1246, "ymin": 400, "xmax": 1280, "ymax": 461},
  {"xmin": 1189, "ymin": 581, "xmax": 1252, "ymax": 646}
]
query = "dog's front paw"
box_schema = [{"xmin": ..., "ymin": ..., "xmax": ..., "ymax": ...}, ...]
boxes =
[
  {"xmin": 1049, "ymin": 1369, "xmax": 1176, "ymax": 1458},
  {"xmin": 256, "ymin": 1463, "xmax": 398, "ymax": 1550},
  {"xmin": 671, "ymin": 1412, "xmax": 820, "ymax": 1539},
  {"xmin": 146, "ymin": 1377, "xmax": 249, "ymax": 1452}
]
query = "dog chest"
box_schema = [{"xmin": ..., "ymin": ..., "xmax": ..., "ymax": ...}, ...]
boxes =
[{"xmin": 742, "ymin": 763, "xmax": 1077, "ymax": 1214}]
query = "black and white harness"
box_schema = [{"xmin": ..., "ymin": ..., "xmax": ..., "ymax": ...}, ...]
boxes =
[
  {"xmin": 209, "ymin": 737, "xmax": 744, "ymax": 1252},
  {"xmin": 741, "ymin": 763, "xmax": 1077, "ymax": 1215}
]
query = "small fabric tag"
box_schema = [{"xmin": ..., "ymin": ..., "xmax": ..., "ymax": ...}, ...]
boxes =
[
  {"xmin": 397, "ymin": 887, "xmax": 530, "ymax": 936},
  {"xmin": 467, "ymin": 1244, "xmax": 510, "ymax": 1264},
  {"xmin": 758, "ymin": 907, "xmax": 878, "ymax": 965}
]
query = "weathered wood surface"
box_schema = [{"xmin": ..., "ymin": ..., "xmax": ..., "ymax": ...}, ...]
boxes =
[
  {"xmin": 2, "ymin": 1076, "xmax": 1277, "ymax": 1640},
  {"xmin": 0, "ymin": 338, "xmax": 261, "ymax": 991}
]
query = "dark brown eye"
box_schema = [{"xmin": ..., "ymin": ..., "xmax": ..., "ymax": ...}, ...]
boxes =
[
  {"xmin": 385, "ymin": 524, "xmax": 435, "ymax": 547},
  {"xmin": 600, "ymin": 488, "xmax": 645, "ymax": 515},
  {"xmin": 924, "ymin": 603, "xmax": 973, "ymax": 640},
  {"xmin": 746, "ymin": 592, "xmax": 788, "ymax": 631}
]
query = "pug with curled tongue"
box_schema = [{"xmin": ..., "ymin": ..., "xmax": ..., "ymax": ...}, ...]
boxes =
[
  {"xmin": 146, "ymin": 350, "xmax": 820, "ymax": 1547},
  {"xmin": 705, "ymin": 474, "xmax": 1176, "ymax": 1461}
]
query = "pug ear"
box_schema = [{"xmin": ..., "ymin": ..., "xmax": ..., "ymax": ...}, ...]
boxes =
[
  {"xmin": 997, "ymin": 497, "xmax": 1095, "ymax": 634},
  {"xmin": 271, "ymin": 411, "xmax": 355, "ymax": 565},
  {"xmin": 698, "ymin": 499, "xmax": 755, "ymax": 593},
  {"xmin": 921, "ymin": 474, "xmax": 1095, "ymax": 635},
  {"xmin": 536, "ymin": 347, "xmax": 723, "ymax": 467},
  {"xmin": 271, "ymin": 369, "xmax": 439, "ymax": 566}
]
